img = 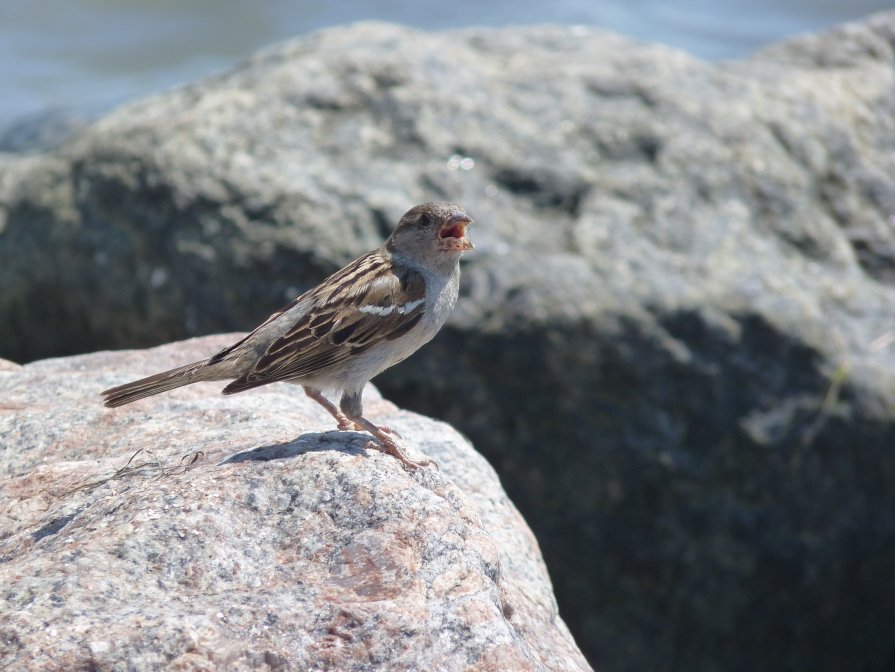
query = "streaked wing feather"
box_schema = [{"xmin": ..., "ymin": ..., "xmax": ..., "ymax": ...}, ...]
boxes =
[{"xmin": 223, "ymin": 253, "xmax": 426, "ymax": 393}]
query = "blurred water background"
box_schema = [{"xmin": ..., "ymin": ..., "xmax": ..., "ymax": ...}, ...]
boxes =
[{"xmin": 1, "ymin": 0, "xmax": 892, "ymax": 129}]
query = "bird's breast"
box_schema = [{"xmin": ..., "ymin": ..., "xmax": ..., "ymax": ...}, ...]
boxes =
[{"xmin": 419, "ymin": 265, "xmax": 460, "ymax": 336}]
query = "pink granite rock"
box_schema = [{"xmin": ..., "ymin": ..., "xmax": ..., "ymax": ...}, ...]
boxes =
[{"xmin": 0, "ymin": 335, "xmax": 591, "ymax": 671}]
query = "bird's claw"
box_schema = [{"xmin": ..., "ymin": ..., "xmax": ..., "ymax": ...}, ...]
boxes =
[{"xmin": 364, "ymin": 437, "xmax": 438, "ymax": 471}]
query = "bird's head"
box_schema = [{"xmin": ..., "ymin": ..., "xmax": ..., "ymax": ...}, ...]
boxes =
[{"xmin": 386, "ymin": 201, "xmax": 474, "ymax": 266}]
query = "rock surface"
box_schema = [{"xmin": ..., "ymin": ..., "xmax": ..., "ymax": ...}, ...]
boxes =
[
  {"xmin": 3, "ymin": 12, "xmax": 895, "ymax": 671},
  {"xmin": 0, "ymin": 336, "xmax": 590, "ymax": 672}
]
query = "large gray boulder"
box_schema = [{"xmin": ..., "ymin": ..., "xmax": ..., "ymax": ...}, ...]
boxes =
[
  {"xmin": 2, "ymin": 12, "xmax": 895, "ymax": 670},
  {"xmin": 0, "ymin": 336, "xmax": 590, "ymax": 671}
]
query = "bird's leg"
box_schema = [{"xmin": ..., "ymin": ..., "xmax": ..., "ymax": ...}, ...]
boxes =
[
  {"xmin": 303, "ymin": 387, "xmax": 354, "ymax": 431},
  {"xmin": 340, "ymin": 391, "xmax": 437, "ymax": 470}
]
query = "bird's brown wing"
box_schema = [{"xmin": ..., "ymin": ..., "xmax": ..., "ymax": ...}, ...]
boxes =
[{"xmin": 222, "ymin": 254, "xmax": 426, "ymax": 394}]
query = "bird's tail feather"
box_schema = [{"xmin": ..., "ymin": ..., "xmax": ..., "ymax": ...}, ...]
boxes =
[{"xmin": 102, "ymin": 359, "xmax": 212, "ymax": 407}]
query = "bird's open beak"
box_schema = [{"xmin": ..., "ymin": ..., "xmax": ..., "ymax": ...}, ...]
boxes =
[{"xmin": 438, "ymin": 213, "xmax": 474, "ymax": 252}]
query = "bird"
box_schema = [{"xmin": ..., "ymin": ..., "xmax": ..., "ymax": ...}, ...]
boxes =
[{"xmin": 102, "ymin": 201, "xmax": 474, "ymax": 469}]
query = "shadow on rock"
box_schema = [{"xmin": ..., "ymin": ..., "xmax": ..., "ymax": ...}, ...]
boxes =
[{"xmin": 220, "ymin": 431, "xmax": 367, "ymax": 464}]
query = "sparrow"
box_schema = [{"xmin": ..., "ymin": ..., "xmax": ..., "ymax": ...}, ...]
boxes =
[{"xmin": 102, "ymin": 202, "xmax": 474, "ymax": 469}]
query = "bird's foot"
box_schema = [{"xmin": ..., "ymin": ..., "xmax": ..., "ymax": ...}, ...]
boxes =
[
  {"xmin": 352, "ymin": 416, "xmax": 437, "ymax": 470},
  {"xmin": 364, "ymin": 437, "xmax": 438, "ymax": 470}
]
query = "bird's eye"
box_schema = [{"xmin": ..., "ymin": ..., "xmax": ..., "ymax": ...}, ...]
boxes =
[{"xmin": 417, "ymin": 213, "xmax": 433, "ymax": 227}]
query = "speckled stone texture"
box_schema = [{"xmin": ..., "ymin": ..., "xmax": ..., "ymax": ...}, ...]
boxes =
[{"xmin": 0, "ymin": 335, "xmax": 590, "ymax": 672}]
